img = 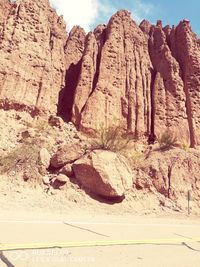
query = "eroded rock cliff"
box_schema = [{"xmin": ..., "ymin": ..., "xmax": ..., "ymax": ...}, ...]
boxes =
[
  {"xmin": 72, "ymin": 10, "xmax": 153, "ymax": 138},
  {"xmin": 69, "ymin": 11, "xmax": 200, "ymax": 146},
  {"xmin": 0, "ymin": 2, "xmax": 200, "ymax": 146},
  {"xmin": 0, "ymin": 0, "xmax": 67, "ymax": 114}
]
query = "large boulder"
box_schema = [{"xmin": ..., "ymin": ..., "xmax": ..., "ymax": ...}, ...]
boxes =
[
  {"xmin": 73, "ymin": 150, "xmax": 133, "ymax": 198},
  {"xmin": 50, "ymin": 142, "xmax": 85, "ymax": 168}
]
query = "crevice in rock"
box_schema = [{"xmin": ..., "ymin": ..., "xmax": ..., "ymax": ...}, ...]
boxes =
[
  {"xmin": 49, "ymin": 31, "xmax": 54, "ymax": 51},
  {"xmin": 57, "ymin": 59, "xmax": 82, "ymax": 122},
  {"xmin": 92, "ymin": 28, "xmax": 106, "ymax": 92},
  {"xmin": 173, "ymin": 54, "xmax": 196, "ymax": 147},
  {"xmin": 168, "ymin": 28, "xmax": 196, "ymax": 148},
  {"xmin": 78, "ymin": 29, "xmax": 107, "ymax": 121},
  {"xmin": 127, "ymin": 67, "xmax": 132, "ymax": 132},
  {"xmin": 91, "ymin": 49, "xmax": 100, "ymax": 92},
  {"xmin": 148, "ymin": 69, "xmax": 156, "ymax": 144},
  {"xmin": 35, "ymin": 80, "xmax": 43, "ymax": 107},
  {"xmin": 167, "ymin": 165, "xmax": 172, "ymax": 198},
  {"xmin": 134, "ymin": 78, "xmax": 139, "ymax": 138},
  {"xmin": 92, "ymin": 48, "xmax": 102, "ymax": 92},
  {"xmin": 183, "ymin": 81, "xmax": 196, "ymax": 148},
  {"xmin": 146, "ymin": 74, "xmax": 151, "ymax": 136}
]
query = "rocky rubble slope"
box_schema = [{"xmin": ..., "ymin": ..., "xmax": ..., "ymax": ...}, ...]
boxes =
[{"xmin": 0, "ymin": 109, "xmax": 200, "ymax": 214}]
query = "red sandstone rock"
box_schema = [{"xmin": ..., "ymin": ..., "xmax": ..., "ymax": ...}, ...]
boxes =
[
  {"xmin": 143, "ymin": 149, "xmax": 200, "ymax": 210},
  {"xmin": 148, "ymin": 24, "xmax": 189, "ymax": 142},
  {"xmin": 71, "ymin": 32, "xmax": 98, "ymax": 125},
  {"xmin": 169, "ymin": 21, "xmax": 200, "ymax": 147},
  {"xmin": 0, "ymin": 0, "xmax": 67, "ymax": 114},
  {"xmin": 73, "ymin": 150, "xmax": 133, "ymax": 198},
  {"xmin": 70, "ymin": 10, "xmax": 200, "ymax": 147},
  {"xmin": 0, "ymin": 5, "xmax": 200, "ymax": 147},
  {"xmin": 50, "ymin": 142, "xmax": 85, "ymax": 168},
  {"xmin": 0, "ymin": 0, "xmax": 10, "ymax": 27},
  {"xmin": 58, "ymin": 26, "xmax": 86, "ymax": 120},
  {"xmin": 73, "ymin": 10, "xmax": 152, "ymax": 138}
]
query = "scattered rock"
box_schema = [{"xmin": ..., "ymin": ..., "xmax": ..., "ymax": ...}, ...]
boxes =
[
  {"xmin": 21, "ymin": 129, "xmax": 35, "ymax": 139},
  {"xmin": 50, "ymin": 142, "xmax": 85, "ymax": 168},
  {"xmin": 23, "ymin": 170, "xmax": 42, "ymax": 183},
  {"xmin": 73, "ymin": 150, "xmax": 133, "ymax": 199},
  {"xmin": 51, "ymin": 174, "xmax": 69, "ymax": 189},
  {"xmin": 42, "ymin": 176, "xmax": 50, "ymax": 185},
  {"xmin": 134, "ymin": 169, "xmax": 153, "ymax": 191},
  {"xmin": 49, "ymin": 189, "xmax": 60, "ymax": 195},
  {"xmin": 56, "ymin": 174, "xmax": 68, "ymax": 183},
  {"xmin": 48, "ymin": 115, "xmax": 63, "ymax": 128},
  {"xmin": 60, "ymin": 164, "xmax": 74, "ymax": 177},
  {"xmin": 39, "ymin": 148, "xmax": 51, "ymax": 169}
]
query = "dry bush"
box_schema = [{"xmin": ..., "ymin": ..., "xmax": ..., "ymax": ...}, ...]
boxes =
[
  {"xmin": 89, "ymin": 125, "xmax": 145, "ymax": 168},
  {"xmin": 90, "ymin": 125, "xmax": 134, "ymax": 152},
  {"xmin": 0, "ymin": 140, "xmax": 43, "ymax": 187},
  {"xmin": 158, "ymin": 130, "xmax": 178, "ymax": 150},
  {"xmin": 179, "ymin": 140, "xmax": 190, "ymax": 151},
  {"xmin": 121, "ymin": 149, "xmax": 144, "ymax": 169},
  {"xmin": 0, "ymin": 120, "xmax": 51, "ymax": 186}
]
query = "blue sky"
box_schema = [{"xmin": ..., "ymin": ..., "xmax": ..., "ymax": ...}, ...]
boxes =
[{"xmin": 50, "ymin": 0, "xmax": 200, "ymax": 36}]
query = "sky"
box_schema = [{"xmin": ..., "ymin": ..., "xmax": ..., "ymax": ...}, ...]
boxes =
[{"xmin": 50, "ymin": 0, "xmax": 199, "ymax": 36}]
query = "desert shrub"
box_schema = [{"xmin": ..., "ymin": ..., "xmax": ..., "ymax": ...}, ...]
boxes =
[
  {"xmin": 21, "ymin": 118, "xmax": 56, "ymax": 152},
  {"xmin": 0, "ymin": 141, "xmax": 40, "ymax": 174},
  {"xmin": 158, "ymin": 130, "xmax": 178, "ymax": 150},
  {"xmin": 0, "ymin": 137, "xmax": 46, "ymax": 187},
  {"xmin": 89, "ymin": 125, "xmax": 145, "ymax": 168},
  {"xmin": 90, "ymin": 125, "xmax": 134, "ymax": 152},
  {"xmin": 180, "ymin": 140, "xmax": 190, "ymax": 151},
  {"xmin": 121, "ymin": 149, "xmax": 144, "ymax": 169}
]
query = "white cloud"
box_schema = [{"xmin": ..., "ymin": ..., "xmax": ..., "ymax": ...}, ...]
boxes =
[
  {"xmin": 49, "ymin": 0, "xmax": 154, "ymax": 32},
  {"xmin": 131, "ymin": 0, "xmax": 154, "ymax": 23},
  {"xmin": 49, "ymin": 0, "xmax": 99, "ymax": 32}
]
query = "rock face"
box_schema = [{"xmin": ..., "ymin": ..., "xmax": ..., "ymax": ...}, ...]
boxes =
[
  {"xmin": 0, "ymin": 4, "xmax": 200, "ymax": 146},
  {"xmin": 142, "ymin": 149, "xmax": 200, "ymax": 210},
  {"xmin": 58, "ymin": 26, "xmax": 86, "ymax": 120},
  {"xmin": 0, "ymin": 0, "xmax": 10, "ymax": 27},
  {"xmin": 0, "ymin": 0, "xmax": 67, "ymax": 114},
  {"xmin": 68, "ymin": 11, "xmax": 200, "ymax": 147},
  {"xmin": 73, "ymin": 150, "xmax": 133, "ymax": 198},
  {"xmin": 72, "ymin": 10, "xmax": 152, "ymax": 137},
  {"xmin": 148, "ymin": 22, "xmax": 189, "ymax": 142}
]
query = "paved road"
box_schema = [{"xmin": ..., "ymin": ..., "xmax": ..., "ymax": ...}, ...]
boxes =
[{"xmin": 0, "ymin": 213, "xmax": 200, "ymax": 267}]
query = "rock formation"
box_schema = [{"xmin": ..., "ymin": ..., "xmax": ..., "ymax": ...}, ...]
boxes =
[
  {"xmin": 58, "ymin": 26, "xmax": 86, "ymax": 121},
  {"xmin": 72, "ymin": 10, "xmax": 153, "ymax": 138},
  {"xmin": 0, "ymin": 2, "xmax": 200, "ymax": 146},
  {"xmin": 0, "ymin": 0, "xmax": 67, "ymax": 114},
  {"xmin": 69, "ymin": 10, "xmax": 200, "ymax": 147},
  {"xmin": 141, "ymin": 149, "xmax": 200, "ymax": 210},
  {"xmin": 73, "ymin": 150, "xmax": 132, "ymax": 198}
]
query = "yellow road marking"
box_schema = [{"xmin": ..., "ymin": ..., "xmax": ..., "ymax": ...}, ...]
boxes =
[{"xmin": 1, "ymin": 237, "xmax": 200, "ymax": 251}]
